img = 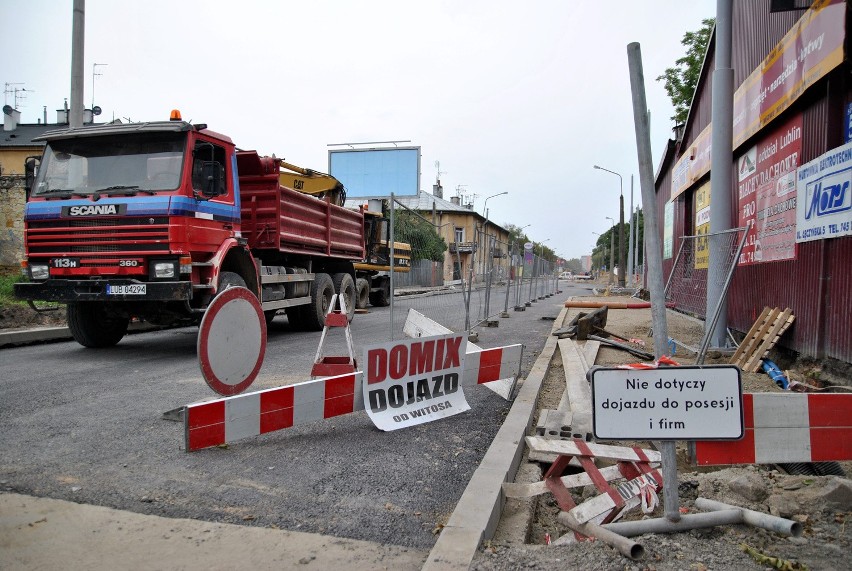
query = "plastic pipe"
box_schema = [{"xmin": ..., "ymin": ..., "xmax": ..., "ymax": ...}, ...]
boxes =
[
  {"xmin": 602, "ymin": 509, "xmax": 743, "ymax": 537},
  {"xmin": 694, "ymin": 498, "xmax": 802, "ymax": 537},
  {"xmin": 557, "ymin": 512, "xmax": 645, "ymax": 560}
]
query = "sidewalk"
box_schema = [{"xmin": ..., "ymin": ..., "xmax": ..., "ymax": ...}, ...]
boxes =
[{"xmin": 0, "ymin": 493, "xmax": 428, "ymax": 570}]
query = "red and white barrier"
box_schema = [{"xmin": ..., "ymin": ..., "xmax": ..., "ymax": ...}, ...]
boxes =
[
  {"xmin": 693, "ymin": 393, "xmax": 852, "ymax": 465},
  {"xmin": 185, "ymin": 372, "xmax": 362, "ymax": 452},
  {"xmin": 184, "ymin": 343, "xmax": 522, "ymax": 451}
]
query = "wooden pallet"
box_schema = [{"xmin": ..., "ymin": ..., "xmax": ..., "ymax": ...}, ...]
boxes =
[{"xmin": 729, "ymin": 307, "xmax": 795, "ymax": 372}]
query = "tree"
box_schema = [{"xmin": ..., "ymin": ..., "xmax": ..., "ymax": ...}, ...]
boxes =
[
  {"xmin": 657, "ymin": 18, "xmax": 715, "ymax": 125},
  {"xmin": 393, "ymin": 210, "xmax": 447, "ymax": 262}
]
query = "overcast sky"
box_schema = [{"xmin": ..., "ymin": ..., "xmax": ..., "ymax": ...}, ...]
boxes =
[{"xmin": 3, "ymin": 0, "xmax": 715, "ymax": 262}]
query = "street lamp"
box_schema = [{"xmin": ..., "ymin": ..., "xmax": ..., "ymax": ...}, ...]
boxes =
[
  {"xmin": 594, "ymin": 165, "xmax": 625, "ymax": 287},
  {"xmin": 606, "ymin": 217, "xmax": 616, "ymax": 285},
  {"xmin": 480, "ymin": 190, "xmax": 509, "ymax": 280}
]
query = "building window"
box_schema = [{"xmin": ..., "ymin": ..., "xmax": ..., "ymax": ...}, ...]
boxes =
[{"xmin": 455, "ymin": 227, "xmax": 464, "ymax": 243}]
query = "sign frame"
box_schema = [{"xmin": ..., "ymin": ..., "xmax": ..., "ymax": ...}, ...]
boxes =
[{"xmin": 590, "ymin": 365, "xmax": 744, "ymax": 441}]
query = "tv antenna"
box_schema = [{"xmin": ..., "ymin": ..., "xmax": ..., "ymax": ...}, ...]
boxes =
[
  {"xmin": 434, "ymin": 160, "xmax": 445, "ymax": 183},
  {"xmin": 92, "ymin": 63, "xmax": 108, "ymax": 109},
  {"xmin": 4, "ymin": 83, "xmax": 33, "ymax": 109}
]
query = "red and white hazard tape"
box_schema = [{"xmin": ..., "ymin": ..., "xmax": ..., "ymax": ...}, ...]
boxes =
[
  {"xmin": 185, "ymin": 344, "xmax": 522, "ymax": 451},
  {"xmin": 693, "ymin": 393, "xmax": 852, "ymax": 465}
]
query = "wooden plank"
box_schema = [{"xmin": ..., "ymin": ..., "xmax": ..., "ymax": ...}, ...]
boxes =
[
  {"xmin": 525, "ymin": 436, "xmax": 661, "ymax": 463},
  {"xmin": 742, "ymin": 308, "xmax": 794, "ymax": 372},
  {"xmin": 730, "ymin": 307, "xmax": 772, "ymax": 365},
  {"xmin": 558, "ymin": 339, "xmax": 593, "ymax": 437},
  {"xmin": 503, "ymin": 464, "xmax": 657, "ymax": 499}
]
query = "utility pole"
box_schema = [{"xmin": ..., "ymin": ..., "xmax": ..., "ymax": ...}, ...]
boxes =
[{"xmin": 69, "ymin": 0, "xmax": 85, "ymax": 129}]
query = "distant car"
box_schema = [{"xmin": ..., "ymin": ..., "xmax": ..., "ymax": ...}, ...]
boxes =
[
  {"xmin": 559, "ymin": 271, "xmax": 573, "ymax": 280},
  {"xmin": 574, "ymin": 272, "xmax": 593, "ymax": 281}
]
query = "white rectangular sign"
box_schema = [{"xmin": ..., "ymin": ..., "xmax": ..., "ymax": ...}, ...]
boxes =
[
  {"xmin": 362, "ymin": 333, "xmax": 469, "ymax": 431},
  {"xmin": 796, "ymin": 141, "xmax": 852, "ymax": 243},
  {"xmin": 591, "ymin": 366, "xmax": 743, "ymax": 440}
]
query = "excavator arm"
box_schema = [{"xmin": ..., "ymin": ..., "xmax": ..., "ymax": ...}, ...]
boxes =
[{"xmin": 278, "ymin": 159, "xmax": 346, "ymax": 206}]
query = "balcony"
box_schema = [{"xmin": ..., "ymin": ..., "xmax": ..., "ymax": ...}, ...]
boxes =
[{"xmin": 449, "ymin": 242, "xmax": 476, "ymax": 254}]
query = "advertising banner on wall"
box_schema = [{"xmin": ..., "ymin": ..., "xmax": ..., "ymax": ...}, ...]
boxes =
[
  {"xmin": 670, "ymin": 0, "xmax": 845, "ymax": 200},
  {"xmin": 694, "ymin": 182, "xmax": 711, "ymax": 270},
  {"xmin": 796, "ymin": 141, "xmax": 852, "ymax": 243},
  {"xmin": 737, "ymin": 114, "xmax": 802, "ymax": 265}
]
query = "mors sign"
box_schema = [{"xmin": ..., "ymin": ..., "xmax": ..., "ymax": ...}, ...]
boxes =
[
  {"xmin": 363, "ymin": 333, "xmax": 469, "ymax": 430},
  {"xmin": 796, "ymin": 141, "xmax": 852, "ymax": 242}
]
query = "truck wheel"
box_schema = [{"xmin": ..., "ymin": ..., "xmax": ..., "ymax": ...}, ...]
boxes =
[
  {"xmin": 303, "ymin": 273, "xmax": 334, "ymax": 331},
  {"xmin": 67, "ymin": 302, "xmax": 130, "ymax": 348},
  {"xmin": 332, "ymin": 273, "xmax": 356, "ymax": 322},
  {"xmin": 355, "ymin": 278, "xmax": 370, "ymax": 309},
  {"xmin": 218, "ymin": 271, "xmax": 247, "ymax": 292},
  {"xmin": 369, "ymin": 280, "xmax": 390, "ymax": 307}
]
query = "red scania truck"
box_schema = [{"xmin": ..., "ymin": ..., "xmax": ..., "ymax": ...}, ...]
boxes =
[{"xmin": 15, "ymin": 112, "xmax": 366, "ymax": 348}]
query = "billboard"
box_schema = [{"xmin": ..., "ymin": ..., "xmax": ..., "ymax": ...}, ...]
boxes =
[{"xmin": 329, "ymin": 147, "xmax": 421, "ymax": 198}]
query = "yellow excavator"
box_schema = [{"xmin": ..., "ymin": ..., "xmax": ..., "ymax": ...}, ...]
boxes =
[{"xmin": 278, "ymin": 160, "xmax": 411, "ymax": 308}]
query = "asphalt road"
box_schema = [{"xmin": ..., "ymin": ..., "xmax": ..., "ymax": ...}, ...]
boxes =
[{"xmin": 0, "ymin": 282, "xmax": 593, "ymax": 551}]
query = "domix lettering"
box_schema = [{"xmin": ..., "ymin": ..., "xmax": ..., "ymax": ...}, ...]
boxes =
[
  {"xmin": 368, "ymin": 373, "xmax": 460, "ymax": 412},
  {"xmin": 367, "ymin": 337, "xmax": 463, "ymax": 384}
]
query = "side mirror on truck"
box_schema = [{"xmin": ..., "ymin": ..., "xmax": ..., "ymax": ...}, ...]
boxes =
[
  {"xmin": 24, "ymin": 156, "xmax": 40, "ymax": 199},
  {"xmin": 200, "ymin": 161, "xmax": 225, "ymax": 198}
]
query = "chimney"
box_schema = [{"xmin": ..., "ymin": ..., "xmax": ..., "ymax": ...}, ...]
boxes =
[
  {"xmin": 2, "ymin": 105, "xmax": 20, "ymax": 131},
  {"xmin": 450, "ymin": 196, "xmax": 460, "ymax": 205},
  {"xmin": 432, "ymin": 181, "xmax": 443, "ymax": 199}
]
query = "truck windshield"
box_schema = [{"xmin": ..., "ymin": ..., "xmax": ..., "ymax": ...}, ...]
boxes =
[{"xmin": 32, "ymin": 133, "xmax": 187, "ymax": 196}]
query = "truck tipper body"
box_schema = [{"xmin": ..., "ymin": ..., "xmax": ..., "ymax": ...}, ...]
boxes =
[{"xmin": 14, "ymin": 115, "xmax": 365, "ymax": 347}]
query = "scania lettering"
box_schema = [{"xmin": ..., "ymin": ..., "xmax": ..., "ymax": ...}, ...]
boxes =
[{"xmin": 15, "ymin": 110, "xmax": 367, "ymax": 348}]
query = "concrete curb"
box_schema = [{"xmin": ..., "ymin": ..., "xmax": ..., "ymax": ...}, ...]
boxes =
[
  {"xmin": 0, "ymin": 322, "xmax": 166, "ymax": 348},
  {"xmin": 0, "ymin": 326, "xmax": 72, "ymax": 347},
  {"xmin": 422, "ymin": 304, "xmax": 570, "ymax": 570}
]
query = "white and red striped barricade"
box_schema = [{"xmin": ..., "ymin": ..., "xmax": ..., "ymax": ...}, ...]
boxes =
[
  {"xmin": 184, "ymin": 341, "xmax": 523, "ymax": 451},
  {"xmin": 524, "ymin": 437, "xmax": 662, "ymax": 538},
  {"xmin": 692, "ymin": 393, "xmax": 852, "ymax": 465}
]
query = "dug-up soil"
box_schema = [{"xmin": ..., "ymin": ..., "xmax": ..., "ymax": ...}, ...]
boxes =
[{"xmin": 473, "ymin": 294, "xmax": 852, "ymax": 571}]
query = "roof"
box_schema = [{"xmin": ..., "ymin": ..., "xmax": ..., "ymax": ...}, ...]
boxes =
[
  {"xmin": 345, "ymin": 191, "xmax": 509, "ymax": 234},
  {"xmin": 0, "ymin": 124, "xmax": 56, "ymax": 148}
]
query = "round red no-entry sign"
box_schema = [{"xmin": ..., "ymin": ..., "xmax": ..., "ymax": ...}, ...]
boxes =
[{"xmin": 197, "ymin": 286, "xmax": 267, "ymax": 396}]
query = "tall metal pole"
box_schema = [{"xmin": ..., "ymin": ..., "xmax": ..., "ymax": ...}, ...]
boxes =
[
  {"xmin": 606, "ymin": 217, "xmax": 615, "ymax": 284},
  {"xmin": 628, "ymin": 175, "xmax": 635, "ymax": 283},
  {"xmin": 594, "ymin": 166, "xmax": 625, "ymax": 287},
  {"xmin": 628, "ymin": 41, "xmax": 673, "ymax": 521},
  {"xmin": 69, "ymin": 0, "xmax": 85, "ymax": 129},
  {"xmin": 707, "ymin": 0, "xmax": 734, "ymax": 348}
]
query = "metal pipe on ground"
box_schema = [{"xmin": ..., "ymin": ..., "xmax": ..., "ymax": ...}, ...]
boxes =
[
  {"xmin": 564, "ymin": 301, "xmax": 675, "ymax": 309},
  {"xmin": 602, "ymin": 509, "xmax": 744, "ymax": 536},
  {"xmin": 557, "ymin": 512, "xmax": 644, "ymax": 560},
  {"xmin": 694, "ymin": 498, "xmax": 803, "ymax": 537}
]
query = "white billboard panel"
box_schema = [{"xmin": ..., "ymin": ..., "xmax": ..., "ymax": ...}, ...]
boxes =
[{"xmin": 329, "ymin": 147, "xmax": 420, "ymax": 198}]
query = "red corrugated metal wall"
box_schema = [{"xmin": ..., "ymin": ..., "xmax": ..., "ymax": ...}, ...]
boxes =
[{"xmin": 657, "ymin": 1, "xmax": 852, "ymax": 361}]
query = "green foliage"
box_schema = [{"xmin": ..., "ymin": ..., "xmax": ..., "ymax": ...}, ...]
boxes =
[
  {"xmin": 657, "ymin": 18, "xmax": 715, "ymax": 125},
  {"xmin": 592, "ymin": 209, "xmax": 644, "ymax": 271},
  {"xmin": 0, "ymin": 273, "xmax": 25, "ymax": 307},
  {"xmin": 394, "ymin": 210, "xmax": 447, "ymax": 262}
]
